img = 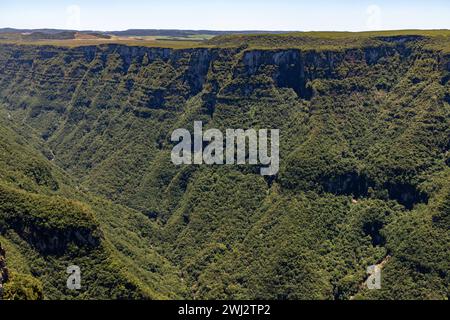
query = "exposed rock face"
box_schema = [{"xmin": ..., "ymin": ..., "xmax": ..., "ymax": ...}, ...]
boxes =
[
  {"xmin": 241, "ymin": 49, "xmax": 312, "ymax": 99},
  {"xmin": 375, "ymin": 35, "xmax": 425, "ymax": 43},
  {"xmin": 0, "ymin": 42, "xmax": 412, "ymax": 106},
  {"xmin": 16, "ymin": 225, "xmax": 101, "ymax": 255},
  {"xmin": 386, "ymin": 183, "xmax": 429, "ymax": 210},
  {"xmin": 238, "ymin": 45, "xmax": 410, "ymax": 99},
  {"xmin": 0, "ymin": 185, "xmax": 102, "ymax": 255}
]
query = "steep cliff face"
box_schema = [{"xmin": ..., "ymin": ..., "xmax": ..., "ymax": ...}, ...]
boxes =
[
  {"xmin": 0, "ymin": 184, "xmax": 101, "ymax": 254},
  {"xmin": 238, "ymin": 45, "xmax": 410, "ymax": 99},
  {"xmin": 0, "ymin": 41, "xmax": 443, "ymax": 209}
]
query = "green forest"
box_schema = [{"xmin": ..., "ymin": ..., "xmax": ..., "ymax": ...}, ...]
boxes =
[{"xmin": 0, "ymin": 31, "xmax": 449, "ymax": 300}]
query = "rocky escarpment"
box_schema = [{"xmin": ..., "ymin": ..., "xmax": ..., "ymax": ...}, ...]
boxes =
[
  {"xmin": 0, "ymin": 184, "xmax": 101, "ymax": 254},
  {"xmin": 241, "ymin": 42, "xmax": 414, "ymax": 95},
  {"xmin": 0, "ymin": 40, "xmax": 445, "ymax": 213},
  {"xmin": 11, "ymin": 223, "xmax": 100, "ymax": 254},
  {"xmin": 0, "ymin": 41, "xmax": 413, "ymax": 106}
]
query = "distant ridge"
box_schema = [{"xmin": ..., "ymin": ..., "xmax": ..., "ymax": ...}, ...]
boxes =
[
  {"xmin": 0, "ymin": 28, "xmax": 295, "ymax": 36},
  {"xmin": 0, "ymin": 28, "xmax": 78, "ymax": 34},
  {"xmin": 107, "ymin": 29, "xmax": 294, "ymax": 36}
]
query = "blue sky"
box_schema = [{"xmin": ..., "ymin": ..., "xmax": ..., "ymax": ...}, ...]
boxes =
[{"xmin": 1, "ymin": 0, "xmax": 450, "ymax": 31}]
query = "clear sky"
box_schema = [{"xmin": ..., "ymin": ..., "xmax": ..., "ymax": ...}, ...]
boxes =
[{"xmin": 1, "ymin": 0, "xmax": 450, "ymax": 32}]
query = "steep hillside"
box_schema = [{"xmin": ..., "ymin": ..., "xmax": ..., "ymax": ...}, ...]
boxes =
[
  {"xmin": 0, "ymin": 105, "xmax": 186, "ymax": 299},
  {"xmin": 0, "ymin": 32, "xmax": 449, "ymax": 299}
]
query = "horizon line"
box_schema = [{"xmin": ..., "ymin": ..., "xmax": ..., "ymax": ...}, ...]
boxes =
[{"xmin": 2, "ymin": 27, "xmax": 450, "ymax": 33}]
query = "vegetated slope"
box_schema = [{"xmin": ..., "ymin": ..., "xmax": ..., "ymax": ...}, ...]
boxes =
[
  {"xmin": 0, "ymin": 108, "xmax": 186, "ymax": 299},
  {"xmin": 0, "ymin": 32, "xmax": 449, "ymax": 299}
]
